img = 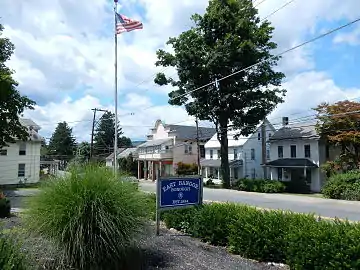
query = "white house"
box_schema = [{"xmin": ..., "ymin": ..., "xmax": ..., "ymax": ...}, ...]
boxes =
[
  {"xmin": 137, "ymin": 120, "xmax": 216, "ymax": 181},
  {"xmin": 201, "ymin": 119, "xmax": 275, "ymax": 184},
  {"xmin": 0, "ymin": 118, "xmax": 43, "ymax": 185},
  {"xmin": 266, "ymin": 117, "xmax": 340, "ymax": 192}
]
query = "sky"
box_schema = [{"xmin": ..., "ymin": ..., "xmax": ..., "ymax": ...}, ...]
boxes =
[{"xmin": 1, "ymin": 0, "xmax": 360, "ymax": 142}]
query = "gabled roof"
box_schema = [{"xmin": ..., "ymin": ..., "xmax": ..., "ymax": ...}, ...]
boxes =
[
  {"xmin": 269, "ymin": 122, "xmax": 319, "ymax": 141},
  {"xmin": 20, "ymin": 118, "xmax": 41, "ymax": 131},
  {"xmin": 205, "ymin": 119, "xmax": 275, "ymax": 148},
  {"xmin": 118, "ymin": 147, "xmax": 138, "ymax": 158},
  {"xmin": 105, "ymin": 148, "xmax": 126, "ymax": 160},
  {"xmin": 165, "ymin": 124, "xmax": 216, "ymax": 141},
  {"xmin": 138, "ymin": 138, "xmax": 173, "ymax": 148}
]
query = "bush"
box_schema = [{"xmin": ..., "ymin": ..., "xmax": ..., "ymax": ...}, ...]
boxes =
[
  {"xmin": 0, "ymin": 230, "xmax": 27, "ymax": 270},
  {"xmin": 176, "ymin": 162, "xmax": 198, "ymax": 176},
  {"xmin": 234, "ymin": 179, "xmax": 285, "ymax": 193},
  {"xmin": 0, "ymin": 191, "xmax": 11, "ymax": 218},
  {"xmin": 161, "ymin": 203, "xmax": 360, "ymax": 269},
  {"xmin": 161, "ymin": 207, "xmax": 199, "ymax": 234},
  {"xmin": 24, "ymin": 164, "xmax": 150, "ymax": 269},
  {"xmin": 322, "ymin": 170, "xmax": 360, "ymax": 199},
  {"xmin": 192, "ymin": 203, "xmax": 239, "ymax": 246}
]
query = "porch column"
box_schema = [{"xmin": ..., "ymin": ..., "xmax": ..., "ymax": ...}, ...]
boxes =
[
  {"xmin": 144, "ymin": 161, "xmax": 148, "ymax": 180},
  {"xmin": 217, "ymin": 169, "xmax": 220, "ymax": 180},
  {"xmin": 159, "ymin": 161, "xmax": 162, "ymax": 177},
  {"xmin": 152, "ymin": 162, "xmax": 155, "ymax": 182},
  {"xmin": 137, "ymin": 160, "xmax": 141, "ymax": 179},
  {"xmin": 205, "ymin": 167, "xmax": 208, "ymax": 178}
]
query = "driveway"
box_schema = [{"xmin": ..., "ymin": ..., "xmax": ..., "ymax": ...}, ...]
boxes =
[{"xmin": 139, "ymin": 181, "xmax": 360, "ymax": 221}]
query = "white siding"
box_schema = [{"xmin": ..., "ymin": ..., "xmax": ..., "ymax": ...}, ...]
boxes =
[
  {"xmin": 269, "ymin": 139, "xmax": 320, "ymax": 165},
  {"xmin": 0, "ymin": 141, "xmax": 41, "ymax": 185}
]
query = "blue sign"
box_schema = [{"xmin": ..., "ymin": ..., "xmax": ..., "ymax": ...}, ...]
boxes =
[{"xmin": 158, "ymin": 177, "xmax": 203, "ymax": 208}]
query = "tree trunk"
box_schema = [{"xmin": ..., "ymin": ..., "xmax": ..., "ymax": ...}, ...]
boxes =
[{"xmin": 218, "ymin": 118, "xmax": 230, "ymax": 189}]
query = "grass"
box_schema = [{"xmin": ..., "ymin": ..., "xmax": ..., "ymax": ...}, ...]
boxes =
[{"xmin": 23, "ymin": 164, "xmax": 151, "ymax": 270}]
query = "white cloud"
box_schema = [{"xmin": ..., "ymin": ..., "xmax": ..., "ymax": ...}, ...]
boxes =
[{"xmin": 2, "ymin": 0, "xmax": 360, "ymax": 142}]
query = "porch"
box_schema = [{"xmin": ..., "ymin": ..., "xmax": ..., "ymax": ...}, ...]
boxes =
[
  {"xmin": 200, "ymin": 159, "xmax": 243, "ymax": 185},
  {"xmin": 266, "ymin": 158, "xmax": 320, "ymax": 192},
  {"xmin": 137, "ymin": 159, "xmax": 174, "ymax": 181}
]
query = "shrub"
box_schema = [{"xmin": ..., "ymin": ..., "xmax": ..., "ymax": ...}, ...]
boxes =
[
  {"xmin": 176, "ymin": 162, "xmax": 198, "ymax": 176},
  {"xmin": 161, "ymin": 207, "xmax": 199, "ymax": 234},
  {"xmin": 285, "ymin": 219, "xmax": 360, "ymax": 269},
  {"xmin": 0, "ymin": 191, "xmax": 11, "ymax": 218},
  {"xmin": 24, "ymin": 164, "xmax": 150, "ymax": 269},
  {"xmin": 0, "ymin": 230, "xmax": 27, "ymax": 270},
  {"xmin": 205, "ymin": 178, "xmax": 215, "ymax": 186},
  {"xmin": 322, "ymin": 170, "xmax": 360, "ymax": 199},
  {"xmin": 192, "ymin": 203, "xmax": 239, "ymax": 246},
  {"xmin": 234, "ymin": 179, "xmax": 285, "ymax": 193},
  {"xmin": 161, "ymin": 202, "xmax": 360, "ymax": 269}
]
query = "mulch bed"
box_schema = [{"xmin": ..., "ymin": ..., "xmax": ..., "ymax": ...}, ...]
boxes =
[{"xmin": 1, "ymin": 215, "xmax": 289, "ymax": 270}]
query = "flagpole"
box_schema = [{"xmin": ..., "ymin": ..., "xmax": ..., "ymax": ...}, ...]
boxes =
[{"xmin": 113, "ymin": 0, "xmax": 118, "ymax": 177}]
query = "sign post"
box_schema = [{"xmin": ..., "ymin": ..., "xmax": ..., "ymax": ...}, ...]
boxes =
[{"xmin": 155, "ymin": 175, "xmax": 203, "ymax": 235}]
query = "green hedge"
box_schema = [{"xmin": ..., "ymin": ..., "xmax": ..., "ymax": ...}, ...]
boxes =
[
  {"xmin": 234, "ymin": 179, "xmax": 285, "ymax": 193},
  {"xmin": 322, "ymin": 170, "xmax": 360, "ymax": 200},
  {"xmin": 160, "ymin": 203, "xmax": 360, "ymax": 269}
]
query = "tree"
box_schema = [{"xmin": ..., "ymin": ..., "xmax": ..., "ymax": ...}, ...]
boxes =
[
  {"xmin": 77, "ymin": 141, "xmax": 91, "ymax": 163},
  {"xmin": 0, "ymin": 24, "xmax": 36, "ymax": 148},
  {"xmin": 93, "ymin": 111, "xmax": 132, "ymax": 156},
  {"xmin": 314, "ymin": 100, "xmax": 360, "ymax": 173},
  {"xmin": 48, "ymin": 121, "xmax": 76, "ymax": 159},
  {"xmin": 154, "ymin": 0, "xmax": 285, "ymax": 187},
  {"xmin": 176, "ymin": 162, "xmax": 198, "ymax": 176}
]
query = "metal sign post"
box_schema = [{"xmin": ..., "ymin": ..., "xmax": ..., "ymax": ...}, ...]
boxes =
[{"xmin": 155, "ymin": 175, "xmax": 203, "ymax": 235}]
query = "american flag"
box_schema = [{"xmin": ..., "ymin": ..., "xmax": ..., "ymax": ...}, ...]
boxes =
[{"xmin": 116, "ymin": 13, "xmax": 143, "ymax": 34}]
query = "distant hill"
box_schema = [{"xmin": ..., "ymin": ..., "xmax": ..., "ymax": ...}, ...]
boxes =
[{"xmin": 131, "ymin": 140, "xmax": 146, "ymax": 147}]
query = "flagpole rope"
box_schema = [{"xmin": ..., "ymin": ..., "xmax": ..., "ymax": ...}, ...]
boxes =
[{"xmin": 114, "ymin": 0, "xmax": 119, "ymax": 176}]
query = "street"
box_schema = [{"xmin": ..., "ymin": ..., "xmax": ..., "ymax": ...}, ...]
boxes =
[{"xmin": 140, "ymin": 181, "xmax": 360, "ymax": 221}]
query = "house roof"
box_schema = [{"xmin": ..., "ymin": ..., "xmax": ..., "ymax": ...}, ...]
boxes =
[
  {"xmin": 200, "ymin": 159, "xmax": 221, "ymax": 167},
  {"xmin": 105, "ymin": 148, "xmax": 126, "ymax": 160},
  {"xmin": 138, "ymin": 138, "xmax": 173, "ymax": 148},
  {"xmin": 266, "ymin": 158, "xmax": 318, "ymax": 168},
  {"xmin": 118, "ymin": 147, "xmax": 138, "ymax": 158},
  {"xmin": 205, "ymin": 119, "xmax": 275, "ymax": 148},
  {"xmin": 269, "ymin": 122, "xmax": 319, "ymax": 141},
  {"xmin": 165, "ymin": 124, "xmax": 216, "ymax": 141},
  {"xmin": 20, "ymin": 118, "xmax": 41, "ymax": 131}
]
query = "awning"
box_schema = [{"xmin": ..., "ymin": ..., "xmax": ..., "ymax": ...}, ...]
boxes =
[
  {"xmin": 200, "ymin": 159, "xmax": 221, "ymax": 167},
  {"xmin": 266, "ymin": 158, "xmax": 318, "ymax": 168},
  {"xmin": 229, "ymin": 160, "xmax": 243, "ymax": 168}
]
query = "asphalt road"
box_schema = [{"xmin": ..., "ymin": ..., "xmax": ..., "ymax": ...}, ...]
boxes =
[{"xmin": 139, "ymin": 181, "xmax": 360, "ymax": 221}]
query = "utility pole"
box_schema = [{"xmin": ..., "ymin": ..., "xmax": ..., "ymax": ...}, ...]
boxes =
[
  {"xmin": 261, "ymin": 119, "xmax": 267, "ymax": 179},
  {"xmin": 90, "ymin": 108, "xmax": 108, "ymax": 159},
  {"xmin": 195, "ymin": 116, "xmax": 201, "ymax": 175}
]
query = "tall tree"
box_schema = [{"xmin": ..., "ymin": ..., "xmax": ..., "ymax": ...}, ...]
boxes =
[
  {"xmin": 48, "ymin": 121, "xmax": 77, "ymax": 159},
  {"xmin": 154, "ymin": 0, "xmax": 285, "ymax": 187},
  {"xmin": 314, "ymin": 100, "xmax": 360, "ymax": 173},
  {"xmin": 0, "ymin": 23, "xmax": 36, "ymax": 148},
  {"xmin": 93, "ymin": 111, "xmax": 132, "ymax": 156},
  {"xmin": 77, "ymin": 141, "xmax": 91, "ymax": 162}
]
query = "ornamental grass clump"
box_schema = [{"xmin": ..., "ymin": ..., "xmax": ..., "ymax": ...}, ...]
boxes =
[{"xmin": 24, "ymin": 164, "xmax": 150, "ymax": 269}]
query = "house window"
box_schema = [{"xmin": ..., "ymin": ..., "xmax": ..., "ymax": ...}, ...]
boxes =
[
  {"xmin": 19, "ymin": 143, "xmax": 26, "ymax": 155},
  {"xmin": 277, "ymin": 168, "xmax": 283, "ymax": 180},
  {"xmin": 266, "ymin": 148, "xmax": 270, "ymax": 159},
  {"xmin": 165, "ymin": 145, "xmax": 170, "ymax": 152},
  {"xmin": 184, "ymin": 144, "xmax": 192, "ymax": 154},
  {"xmin": 251, "ymin": 148, "xmax": 255, "ymax": 160},
  {"xmin": 0, "ymin": 149, "xmax": 7, "ymax": 156},
  {"xmin": 217, "ymin": 150, "xmax": 220, "ymax": 159},
  {"xmin": 234, "ymin": 148, "xmax": 238, "ymax": 160},
  {"xmin": 278, "ymin": 146, "xmax": 283, "ymax": 158},
  {"xmin": 304, "ymin": 144, "xmax": 311, "ymax": 158},
  {"xmin": 269, "ymin": 133, "xmax": 272, "ymax": 138},
  {"xmin": 210, "ymin": 149, "xmax": 213, "ymax": 159},
  {"xmin": 258, "ymin": 133, "xmax": 261, "ymax": 140},
  {"xmin": 325, "ymin": 144, "xmax": 330, "ymax": 159},
  {"xmin": 18, "ymin": 164, "xmax": 25, "ymax": 177},
  {"xmin": 199, "ymin": 145, "xmax": 205, "ymax": 158},
  {"xmin": 290, "ymin": 145, "xmax": 297, "ymax": 158}
]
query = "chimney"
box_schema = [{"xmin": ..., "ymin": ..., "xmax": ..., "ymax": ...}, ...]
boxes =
[{"xmin": 282, "ymin": 117, "xmax": 289, "ymax": 126}]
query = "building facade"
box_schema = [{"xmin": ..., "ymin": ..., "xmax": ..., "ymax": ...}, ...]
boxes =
[
  {"xmin": 0, "ymin": 119, "xmax": 43, "ymax": 185},
  {"xmin": 266, "ymin": 117, "xmax": 340, "ymax": 192},
  {"xmin": 137, "ymin": 120, "xmax": 216, "ymax": 181},
  {"xmin": 201, "ymin": 119, "xmax": 275, "ymax": 184}
]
